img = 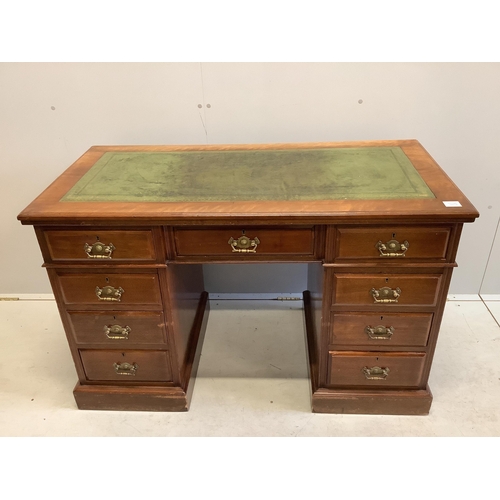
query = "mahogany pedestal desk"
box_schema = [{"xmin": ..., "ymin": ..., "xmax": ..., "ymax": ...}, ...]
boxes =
[{"xmin": 18, "ymin": 140, "xmax": 479, "ymax": 415}]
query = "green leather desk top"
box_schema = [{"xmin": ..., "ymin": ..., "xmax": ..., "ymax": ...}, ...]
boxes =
[{"xmin": 61, "ymin": 147, "xmax": 435, "ymax": 202}]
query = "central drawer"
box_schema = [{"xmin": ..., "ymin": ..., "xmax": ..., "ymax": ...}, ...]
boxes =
[
  {"xmin": 55, "ymin": 271, "xmax": 162, "ymax": 306},
  {"xmin": 328, "ymin": 351, "xmax": 427, "ymax": 388},
  {"xmin": 173, "ymin": 226, "xmax": 315, "ymax": 258},
  {"xmin": 80, "ymin": 349, "xmax": 172, "ymax": 382},
  {"xmin": 333, "ymin": 273, "xmax": 442, "ymax": 306}
]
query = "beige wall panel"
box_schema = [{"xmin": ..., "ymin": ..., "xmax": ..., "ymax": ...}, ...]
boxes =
[
  {"xmin": 2, "ymin": 63, "xmax": 497, "ymax": 294},
  {"xmin": 1, "ymin": 63, "xmax": 206, "ymax": 293}
]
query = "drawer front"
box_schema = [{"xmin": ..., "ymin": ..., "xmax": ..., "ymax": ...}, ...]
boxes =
[
  {"xmin": 68, "ymin": 311, "xmax": 166, "ymax": 345},
  {"xmin": 80, "ymin": 349, "xmax": 172, "ymax": 382},
  {"xmin": 333, "ymin": 273, "xmax": 441, "ymax": 306},
  {"xmin": 173, "ymin": 227, "xmax": 314, "ymax": 257},
  {"xmin": 330, "ymin": 312, "xmax": 432, "ymax": 347},
  {"xmin": 336, "ymin": 226, "xmax": 451, "ymax": 260},
  {"xmin": 328, "ymin": 351, "xmax": 426, "ymax": 387},
  {"xmin": 57, "ymin": 272, "xmax": 162, "ymax": 306},
  {"xmin": 44, "ymin": 229, "xmax": 157, "ymax": 261}
]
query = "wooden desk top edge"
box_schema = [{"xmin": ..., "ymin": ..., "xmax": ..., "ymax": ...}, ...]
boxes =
[{"xmin": 18, "ymin": 140, "xmax": 479, "ymax": 225}]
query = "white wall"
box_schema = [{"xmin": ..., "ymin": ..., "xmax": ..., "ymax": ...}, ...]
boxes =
[{"xmin": 1, "ymin": 63, "xmax": 498, "ymax": 295}]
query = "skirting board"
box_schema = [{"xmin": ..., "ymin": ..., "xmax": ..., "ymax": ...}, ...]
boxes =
[
  {"xmin": 0, "ymin": 293, "xmax": 489, "ymax": 301},
  {"xmin": 208, "ymin": 293, "xmax": 303, "ymax": 300},
  {"xmin": 479, "ymin": 294, "xmax": 500, "ymax": 301},
  {"xmin": 447, "ymin": 294, "xmax": 481, "ymax": 301},
  {"xmin": 0, "ymin": 294, "xmax": 56, "ymax": 300}
]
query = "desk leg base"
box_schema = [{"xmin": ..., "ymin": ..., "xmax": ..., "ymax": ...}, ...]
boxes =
[
  {"xmin": 181, "ymin": 291, "xmax": 210, "ymax": 411},
  {"xmin": 311, "ymin": 386, "xmax": 433, "ymax": 415},
  {"xmin": 73, "ymin": 384, "xmax": 190, "ymax": 412},
  {"xmin": 73, "ymin": 291, "xmax": 210, "ymax": 412}
]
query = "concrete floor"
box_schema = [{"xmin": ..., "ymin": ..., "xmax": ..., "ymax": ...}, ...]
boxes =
[{"xmin": 0, "ymin": 297, "xmax": 499, "ymax": 437}]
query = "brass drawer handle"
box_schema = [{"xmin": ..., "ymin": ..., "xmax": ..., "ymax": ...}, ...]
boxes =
[
  {"xmin": 84, "ymin": 242, "xmax": 115, "ymax": 259},
  {"xmin": 228, "ymin": 235, "xmax": 260, "ymax": 253},
  {"xmin": 362, "ymin": 366, "xmax": 390, "ymax": 380},
  {"xmin": 370, "ymin": 286, "xmax": 401, "ymax": 303},
  {"xmin": 104, "ymin": 324, "xmax": 131, "ymax": 340},
  {"xmin": 375, "ymin": 239, "xmax": 409, "ymax": 257},
  {"xmin": 95, "ymin": 285, "xmax": 124, "ymax": 302},
  {"xmin": 113, "ymin": 362, "xmax": 138, "ymax": 376},
  {"xmin": 365, "ymin": 325, "xmax": 394, "ymax": 340}
]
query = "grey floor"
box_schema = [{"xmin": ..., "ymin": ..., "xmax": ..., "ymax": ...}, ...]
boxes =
[{"xmin": 1, "ymin": 297, "xmax": 499, "ymax": 437}]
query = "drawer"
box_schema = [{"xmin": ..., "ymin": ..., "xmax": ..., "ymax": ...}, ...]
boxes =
[
  {"xmin": 328, "ymin": 351, "xmax": 426, "ymax": 387},
  {"xmin": 80, "ymin": 349, "xmax": 172, "ymax": 382},
  {"xmin": 43, "ymin": 229, "xmax": 157, "ymax": 262},
  {"xmin": 333, "ymin": 273, "xmax": 442, "ymax": 306},
  {"xmin": 68, "ymin": 311, "xmax": 166, "ymax": 345},
  {"xmin": 335, "ymin": 226, "xmax": 451, "ymax": 260},
  {"xmin": 56, "ymin": 272, "xmax": 162, "ymax": 306},
  {"xmin": 330, "ymin": 312, "xmax": 432, "ymax": 347},
  {"xmin": 173, "ymin": 227, "xmax": 314, "ymax": 258}
]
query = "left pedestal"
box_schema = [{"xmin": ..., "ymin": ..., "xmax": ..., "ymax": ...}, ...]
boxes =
[{"xmin": 35, "ymin": 226, "xmax": 208, "ymax": 411}]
